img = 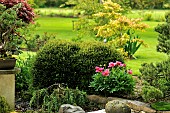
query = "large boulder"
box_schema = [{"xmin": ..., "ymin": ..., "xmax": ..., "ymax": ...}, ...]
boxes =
[
  {"xmin": 105, "ymin": 100, "xmax": 131, "ymax": 113},
  {"xmin": 58, "ymin": 104, "xmax": 85, "ymax": 113}
]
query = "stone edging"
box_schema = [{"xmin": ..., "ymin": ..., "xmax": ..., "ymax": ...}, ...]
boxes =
[{"xmin": 87, "ymin": 95, "xmax": 170, "ymax": 113}]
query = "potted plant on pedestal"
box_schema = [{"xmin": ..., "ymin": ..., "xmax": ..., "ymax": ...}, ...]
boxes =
[{"xmin": 0, "ymin": 0, "xmax": 35, "ymax": 69}]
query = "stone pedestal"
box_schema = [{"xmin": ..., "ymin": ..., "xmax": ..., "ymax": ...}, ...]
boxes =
[{"xmin": 0, "ymin": 68, "xmax": 20, "ymax": 110}]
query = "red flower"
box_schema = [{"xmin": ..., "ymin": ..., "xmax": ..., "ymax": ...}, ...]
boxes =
[
  {"xmin": 120, "ymin": 63, "xmax": 126, "ymax": 67},
  {"xmin": 127, "ymin": 70, "xmax": 132, "ymax": 74},
  {"xmin": 95, "ymin": 66, "xmax": 104, "ymax": 72},
  {"xmin": 102, "ymin": 69, "xmax": 110, "ymax": 76},
  {"xmin": 116, "ymin": 61, "xmax": 122, "ymax": 66},
  {"xmin": 108, "ymin": 62, "xmax": 116, "ymax": 68}
]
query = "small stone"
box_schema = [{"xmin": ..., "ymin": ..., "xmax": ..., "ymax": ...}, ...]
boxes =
[
  {"xmin": 58, "ymin": 104, "xmax": 85, "ymax": 113},
  {"xmin": 105, "ymin": 100, "xmax": 131, "ymax": 113}
]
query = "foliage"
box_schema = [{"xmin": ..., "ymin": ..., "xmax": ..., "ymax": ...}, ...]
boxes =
[
  {"xmin": 0, "ymin": 0, "xmax": 35, "ymax": 59},
  {"xmin": 16, "ymin": 53, "xmax": 35, "ymax": 92},
  {"xmin": 43, "ymin": 0, "xmax": 67, "ymax": 7},
  {"xmin": 90, "ymin": 61, "xmax": 135, "ymax": 96},
  {"xmin": 155, "ymin": 12, "xmax": 170, "ymax": 54},
  {"xmin": 73, "ymin": 0, "xmax": 148, "ymax": 58},
  {"xmin": 33, "ymin": 0, "xmax": 46, "ymax": 8},
  {"xmin": 32, "ymin": 40, "xmax": 124, "ymax": 93},
  {"xmin": 0, "ymin": 96, "xmax": 11, "ymax": 112},
  {"xmin": 30, "ymin": 85, "xmax": 88, "ymax": 112},
  {"xmin": 111, "ymin": 0, "xmax": 170, "ymax": 9},
  {"xmin": 124, "ymin": 30, "xmax": 146, "ymax": 59},
  {"xmin": 151, "ymin": 101, "xmax": 170, "ymax": 111},
  {"xmin": 141, "ymin": 85, "xmax": 163, "ymax": 103},
  {"xmin": 26, "ymin": 32, "xmax": 55, "ymax": 51},
  {"xmin": 139, "ymin": 57, "xmax": 170, "ymax": 97},
  {"xmin": 93, "ymin": 1, "xmax": 148, "ymax": 41}
]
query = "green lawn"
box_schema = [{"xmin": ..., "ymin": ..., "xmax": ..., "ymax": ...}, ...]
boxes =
[
  {"xmin": 125, "ymin": 21, "xmax": 167, "ymax": 74},
  {"xmin": 35, "ymin": 17, "xmax": 77, "ymax": 39},
  {"xmin": 33, "ymin": 10, "xmax": 168, "ymax": 75}
]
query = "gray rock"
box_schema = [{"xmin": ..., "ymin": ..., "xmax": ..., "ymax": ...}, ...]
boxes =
[
  {"xmin": 105, "ymin": 100, "xmax": 131, "ymax": 113},
  {"xmin": 58, "ymin": 104, "xmax": 85, "ymax": 113}
]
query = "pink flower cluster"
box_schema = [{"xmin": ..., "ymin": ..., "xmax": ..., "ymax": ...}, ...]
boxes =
[
  {"xmin": 95, "ymin": 61, "xmax": 132, "ymax": 76},
  {"xmin": 108, "ymin": 61, "xmax": 126, "ymax": 68}
]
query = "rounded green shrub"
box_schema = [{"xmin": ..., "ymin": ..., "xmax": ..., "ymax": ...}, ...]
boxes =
[
  {"xmin": 142, "ymin": 85, "xmax": 163, "ymax": 103},
  {"xmin": 140, "ymin": 57, "xmax": 170, "ymax": 97},
  {"xmin": 32, "ymin": 40, "xmax": 124, "ymax": 92}
]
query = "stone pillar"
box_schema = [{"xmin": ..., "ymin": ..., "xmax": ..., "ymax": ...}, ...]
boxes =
[{"xmin": 0, "ymin": 68, "xmax": 20, "ymax": 110}]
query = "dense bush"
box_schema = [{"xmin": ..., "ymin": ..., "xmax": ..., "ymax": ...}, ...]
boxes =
[
  {"xmin": 0, "ymin": 96, "xmax": 10, "ymax": 112},
  {"xmin": 139, "ymin": 57, "xmax": 170, "ymax": 97},
  {"xmin": 142, "ymin": 85, "xmax": 163, "ymax": 103},
  {"xmin": 30, "ymin": 86, "xmax": 88, "ymax": 112},
  {"xmin": 15, "ymin": 53, "xmax": 36, "ymax": 101},
  {"xmin": 32, "ymin": 40, "xmax": 124, "ymax": 93},
  {"xmin": 155, "ymin": 12, "xmax": 170, "ymax": 54},
  {"xmin": 16, "ymin": 53, "xmax": 35, "ymax": 92}
]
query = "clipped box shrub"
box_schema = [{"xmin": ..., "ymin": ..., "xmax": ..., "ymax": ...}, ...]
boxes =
[
  {"xmin": 139, "ymin": 57, "xmax": 170, "ymax": 97},
  {"xmin": 32, "ymin": 40, "xmax": 124, "ymax": 92},
  {"xmin": 142, "ymin": 85, "xmax": 163, "ymax": 103}
]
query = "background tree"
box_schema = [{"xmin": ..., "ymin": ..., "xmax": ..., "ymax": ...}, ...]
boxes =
[{"xmin": 155, "ymin": 12, "xmax": 170, "ymax": 54}]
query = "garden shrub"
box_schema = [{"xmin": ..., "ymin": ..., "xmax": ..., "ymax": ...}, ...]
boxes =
[
  {"xmin": 139, "ymin": 57, "xmax": 170, "ymax": 97},
  {"xmin": 30, "ymin": 85, "xmax": 88, "ymax": 112},
  {"xmin": 32, "ymin": 40, "xmax": 124, "ymax": 93},
  {"xmin": 26, "ymin": 32, "xmax": 55, "ymax": 51},
  {"xmin": 142, "ymin": 85, "xmax": 163, "ymax": 103},
  {"xmin": 155, "ymin": 12, "xmax": 170, "ymax": 54},
  {"xmin": 15, "ymin": 53, "xmax": 36, "ymax": 101},
  {"xmin": 16, "ymin": 53, "xmax": 35, "ymax": 92},
  {"xmin": 0, "ymin": 96, "xmax": 10, "ymax": 112}
]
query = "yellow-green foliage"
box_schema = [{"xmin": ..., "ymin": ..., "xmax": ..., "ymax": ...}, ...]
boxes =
[
  {"xmin": 74, "ymin": 0, "xmax": 148, "ymax": 58},
  {"xmin": 94, "ymin": 0, "xmax": 148, "ymax": 40},
  {"xmin": 142, "ymin": 85, "xmax": 163, "ymax": 103}
]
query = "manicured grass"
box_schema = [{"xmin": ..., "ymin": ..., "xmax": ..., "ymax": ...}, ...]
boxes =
[
  {"xmin": 33, "ymin": 10, "xmax": 168, "ymax": 75},
  {"xmin": 35, "ymin": 17, "xmax": 77, "ymax": 39},
  {"xmin": 125, "ymin": 21, "xmax": 167, "ymax": 74}
]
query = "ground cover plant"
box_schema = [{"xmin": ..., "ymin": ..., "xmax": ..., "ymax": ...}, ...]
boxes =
[{"xmin": 151, "ymin": 101, "xmax": 170, "ymax": 111}]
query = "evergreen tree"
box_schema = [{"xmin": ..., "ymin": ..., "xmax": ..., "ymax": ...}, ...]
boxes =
[{"xmin": 155, "ymin": 12, "xmax": 170, "ymax": 54}]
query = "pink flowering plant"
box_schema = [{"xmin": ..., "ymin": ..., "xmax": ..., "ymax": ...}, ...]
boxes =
[{"xmin": 90, "ymin": 61, "xmax": 135, "ymax": 96}]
